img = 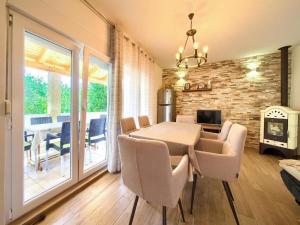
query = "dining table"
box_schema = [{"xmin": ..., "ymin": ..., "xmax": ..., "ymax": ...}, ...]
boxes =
[{"xmin": 129, "ymin": 122, "xmax": 202, "ymax": 179}]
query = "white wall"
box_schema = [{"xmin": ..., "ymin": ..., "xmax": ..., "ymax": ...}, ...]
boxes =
[
  {"xmin": 291, "ymin": 44, "xmax": 300, "ymax": 155},
  {"xmin": 0, "ymin": 0, "xmax": 7, "ymax": 224},
  {"xmin": 7, "ymin": 0, "xmax": 111, "ymax": 57}
]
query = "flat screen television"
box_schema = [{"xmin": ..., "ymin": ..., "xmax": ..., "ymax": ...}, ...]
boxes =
[{"xmin": 197, "ymin": 110, "xmax": 221, "ymax": 124}]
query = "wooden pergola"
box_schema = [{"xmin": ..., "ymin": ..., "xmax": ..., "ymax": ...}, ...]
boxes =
[{"xmin": 25, "ymin": 33, "xmax": 108, "ymax": 85}]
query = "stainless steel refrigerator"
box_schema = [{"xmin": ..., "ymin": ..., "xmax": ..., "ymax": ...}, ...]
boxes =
[{"xmin": 157, "ymin": 88, "xmax": 176, "ymax": 123}]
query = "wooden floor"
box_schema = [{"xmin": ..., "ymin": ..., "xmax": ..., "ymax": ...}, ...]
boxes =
[{"xmin": 38, "ymin": 148, "xmax": 300, "ymax": 225}]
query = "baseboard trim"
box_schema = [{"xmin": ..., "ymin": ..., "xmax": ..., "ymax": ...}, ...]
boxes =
[{"xmin": 9, "ymin": 168, "xmax": 108, "ymax": 225}]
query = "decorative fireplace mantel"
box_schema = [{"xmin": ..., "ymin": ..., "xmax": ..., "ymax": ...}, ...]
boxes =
[{"xmin": 260, "ymin": 106, "xmax": 299, "ymax": 158}]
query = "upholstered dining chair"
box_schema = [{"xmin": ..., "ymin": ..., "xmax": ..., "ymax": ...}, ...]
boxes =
[
  {"xmin": 200, "ymin": 120, "xmax": 233, "ymax": 141},
  {"xmin": 138, "ymin": 115, "xmax": 151, "ymax": 128},
  {"xmin": 118, "ymin": 135, "xmax": 189, "ymax": 225},
  {"xmin": 176, "ymin": 115, "xmax": 195, "ymax": 123},
  {"xmin": 197, "ymin": 120, "xmax": 233, "ymax": 151},
  {"xmin": 191, "ymin": 124, "xmax": 247, "ymax": 225},
  {"xmin": 120, "ymin": 117, "xmax": 137, "ymax": 134}
]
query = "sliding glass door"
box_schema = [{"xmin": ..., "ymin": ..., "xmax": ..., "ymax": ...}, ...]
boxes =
[{"xmin": 10, "ymin": 12, "xmax": 80, "ymax": 219}]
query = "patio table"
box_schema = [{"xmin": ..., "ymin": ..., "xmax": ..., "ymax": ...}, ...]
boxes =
[
  {"xmin": 25, "ymin": 122, "xmax": 63, "ymax": 171},
  {"xmin": 129, "ymin": 122, "xmax": 202, "ymax": 179}
]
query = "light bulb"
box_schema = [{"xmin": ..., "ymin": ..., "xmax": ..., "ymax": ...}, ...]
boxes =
[
  {"xmin": 185, "ymin": 58, "xmax": 188, "ymax": 63},
  {"xmin": 193, "ymin": 42, "xmax": 199, "ymax": 49},
  {"xmin": 179, "ymin": 46, "xmax": 184, "ymax": 53},
  {"xmin": 176, "ymin": 53, "xmax": 180, "ymax": 60},
  {"xmin": 203, "ymin": 46, "xmax": 208, "ymax": 53},
  {"xmin": 198, "ymin": 53, "xmax": 202, "ymax": 57}
]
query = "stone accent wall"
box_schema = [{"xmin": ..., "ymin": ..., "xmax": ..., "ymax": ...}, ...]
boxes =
[{"xmin": 162, "ymin": 52, "xmax": 291, "ymax": 149}]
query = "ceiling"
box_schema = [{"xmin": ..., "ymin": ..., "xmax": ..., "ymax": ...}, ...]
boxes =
[{"xmin": 89, "ymin": 0, "xmax": 300, "ymax": 68}]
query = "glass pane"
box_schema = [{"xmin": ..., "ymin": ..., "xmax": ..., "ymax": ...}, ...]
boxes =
[
  {"xmin": 268, "ymin": 122, "xmax": 284, "ymax": 136},
  {"xmin": 23, "ymin": 32, "xmax": 72, "ymax": 202},
  {"xmin": 84, "ymin": 55, "xmax": 108, "ymax": 171}
]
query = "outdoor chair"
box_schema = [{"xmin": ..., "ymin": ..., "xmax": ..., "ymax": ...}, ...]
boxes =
[
  {"xmin": 85, "ymin": 118, "xmax": 106, "ymax": 161},
  {"xmin": 45, "ymin": 122, "xmax": 71, "ymax": 176},
  {"xmin": 30, "ymin": 116, "xmax": 52, "ymax": 125},
  {"xmin": 57, "ymin": 115, "xmax": 71, "ymax": 122},
  {"xmin": 24, "ymin": 131, "xmax": 34, "ymax": 160}
]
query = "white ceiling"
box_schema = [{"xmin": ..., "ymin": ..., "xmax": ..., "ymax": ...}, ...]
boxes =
[{"xmin": 89, "ymin": 0, "xmax": 300, "ymax": 68}]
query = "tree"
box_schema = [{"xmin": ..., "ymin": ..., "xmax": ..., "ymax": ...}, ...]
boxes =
[
  {"xmin": 60, "ymin": 83, "xmax": 71, "ymax": 113},
  {"xmin": 24, "ymin": 74, "xmax": 107, "ymax": 115},
  {"xmin": 87, "ymin": 82, "xmax": 107, "ymax": 112},
  {"xmin": 24, "ymin": 75, "xmax": 48, "ymax": 114}
]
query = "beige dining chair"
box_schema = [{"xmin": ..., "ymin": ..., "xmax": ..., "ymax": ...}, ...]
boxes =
[
  {"xmin": 176, "ymin": 115, "xmax": 195, "ymax": 123},
  {"xmin": 118, "ymin": 135, "xmax": 189, "ymax": 225},
  {"xmin": 120, "ymin": 117, "xmax": 137, "ymax": 134},
  {"xmin": 138, "ymin": 115, "xmax": 150, "ymax": 128},
  {"xmin": 197, "ymin": 120, "xmax": 233, "ymax": 151},
  {"xmin": 191, "ymin": 124, "xmax": 247, "ymax": 225}
]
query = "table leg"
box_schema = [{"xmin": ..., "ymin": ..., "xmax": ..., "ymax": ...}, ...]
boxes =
[
  {"xmin": 38, "ymin": 145, "xmax": 43, "ymax": 171},
  {"xmin": 34, "ymin": 145, "xmax": 38, "ymax": 172}
]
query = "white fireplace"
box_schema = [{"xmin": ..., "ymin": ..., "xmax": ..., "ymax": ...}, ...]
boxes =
[{"xmin": 260, "ymin": 106, "xmax": 299, "ymax": 158}]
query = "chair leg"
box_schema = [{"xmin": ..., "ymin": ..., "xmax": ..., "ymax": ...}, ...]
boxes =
[
  {"xmin": 89, "ymin": 145, "xmax": 92, "ymax": 163},
  {"xmin": 222, "ymin": 181, "xmax": 240, "ymax": 225},
  {"xmin": 190, "ymin": 172, "xmax": 197, "ymax": 214},
  {"xmin": 178, "ymin": 199, "xmax": 185, "ymax": 222},
  {"xmin": 60, "ymin": 155, "xmax": 65, "ymax": 177},
  {"xmin": 129, "ymin": 195, "xmax": 139, "ymax": 225},
  {"xmin": 45, "ymin": 150, "xmax": 49, "ymax": 171},
  {"xmin": 224, "ymin": 181, "xmax": 234, "ymax": 201},
  {"xmin": 162, "ymin": 206, "xmax": 167, "ymax": 225}
]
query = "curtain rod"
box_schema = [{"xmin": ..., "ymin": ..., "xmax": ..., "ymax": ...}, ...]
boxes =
[{"xmin": 80, "ymin": 0, "xmax": 115, "ymax": 28}]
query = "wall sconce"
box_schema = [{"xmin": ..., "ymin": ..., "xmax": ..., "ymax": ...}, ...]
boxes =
[
  {"xmin": 246, "ymin": 62, "xmax": 260, "ymax": 80},
  {"xmin": 176, "ymin": 78, "xmax": 186, "ymax": 86},
  {"xmin": 176, "ymin": 69, "xmax": 187, "ymax": 86},
  {"xmin": 177, "ymin": 70, "xmax": 186, "ymax": 79}
]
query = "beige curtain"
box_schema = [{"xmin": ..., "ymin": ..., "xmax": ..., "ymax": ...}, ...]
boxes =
[
  {"xmin": 107, "ymin": 27, "xmax": 156, "ymax": 173},
  {"xmin": 107, "ymin": 26, "xmax": 123, "ymax": 173},
  {"xmin": 122, "ymin": 38, "xmax": 155, "ymax": 123}
]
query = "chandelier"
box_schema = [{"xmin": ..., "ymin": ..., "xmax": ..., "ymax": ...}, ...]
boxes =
[{"xmin": 176, "ymin": 13, "xmax": 208, "ymax": 69}]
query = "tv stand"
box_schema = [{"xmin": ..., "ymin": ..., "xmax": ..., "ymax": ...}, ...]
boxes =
[{"xmin": 200, "ymin": 123, "xmax": 222, "ymax": 133}]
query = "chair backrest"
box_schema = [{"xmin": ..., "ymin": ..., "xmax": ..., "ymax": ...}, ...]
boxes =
[
  {"xmin": 60, "ymin": 122, "xmax": 71, "ymax": 148},
  {"xmin": 30, "ymin": 116, "xmax": 52, "ymax": 125},
  {"xmin": 217, "ymin": 120, "xmax": 233, "ymax": 141},
  {"xmin": 100, "ymin": 115, "xmax": 107, "ymax": 131},
  {"xmin": 57, "ymin": 115, "xmax": 71, "ymax": 122},
  {"xmin": 118, "ymin": 135, "xmax": 174, "ymax": 205},
  {"xmin": 222, "ymin": 124, "xmax": 247, "ymax": 179},
  {"xmin": 176, "ymin": 115, "xmax": 195, "ymax": 124},
  {"xmin": 89, "ymin": 118, "xmax": 106, "ymax": 138},
  {"xmin": 138, "ymin": 115, "xmax": 150, "ymax": 128},
  {"xmin": 120, "ymin": 117, "xmax": 137, "ymax": 134}
]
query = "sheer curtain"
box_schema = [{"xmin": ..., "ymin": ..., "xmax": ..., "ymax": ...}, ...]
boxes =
[
  {"xmin": 108, "ymin": 30, "xmax": 156, "ymax": 173},
  {"xmin": 122, "ymin": 37, "xmax": 155, "ymax": 123},
  {"xmin": 107, "ymin": 27, "xmax": 123, "ymax": 173}
]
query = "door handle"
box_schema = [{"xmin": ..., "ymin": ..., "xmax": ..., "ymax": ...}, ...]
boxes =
[{"xmin": 4, "ymin": 100, "xmax": 11, "ymax": 115}]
